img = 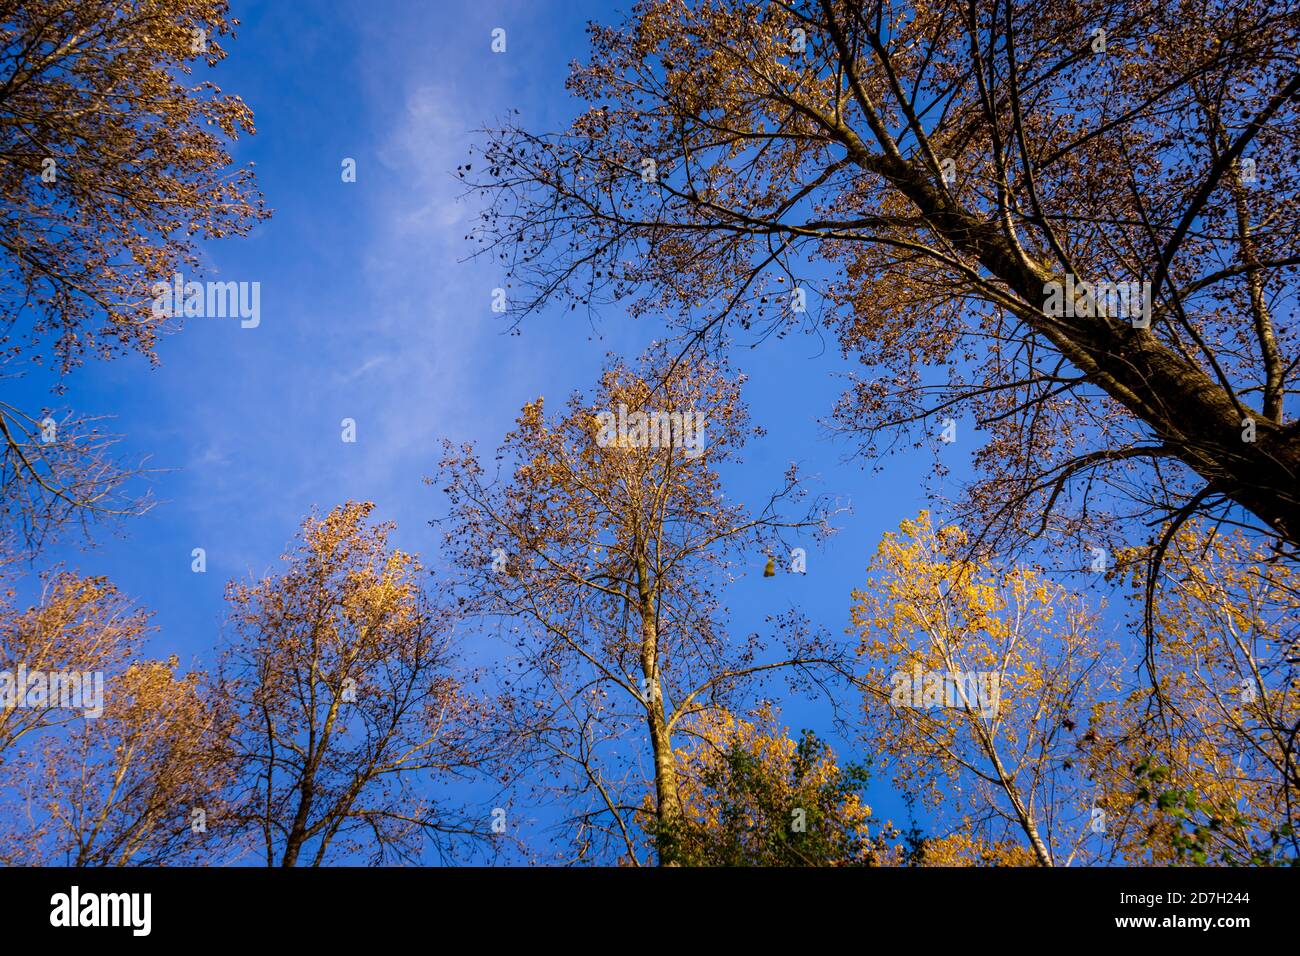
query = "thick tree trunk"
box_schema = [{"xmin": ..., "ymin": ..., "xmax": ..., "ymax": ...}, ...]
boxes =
[{"xmin": 871, "ymin": 153, "xmax": 1300, "ymax": 542}]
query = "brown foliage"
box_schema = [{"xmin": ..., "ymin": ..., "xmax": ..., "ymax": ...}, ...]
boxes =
[
  {"xmin": 217, "ymin": 502, "xmax": 499, "ymax": 866},
  {"xmin": 471, "ymin": 0, "xmax": 1300, "ymax": 561},
  {"xmin": 433, "ymin": 348, "xmax": 845, "ymax": 863},
  {"xmin": 0, "ymin": 0, "xmax": 266, "ymax": 555}
]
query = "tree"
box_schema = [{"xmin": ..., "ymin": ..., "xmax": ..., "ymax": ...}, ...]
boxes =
[
  {"xmin": 0, "ymin": 0, "xmax": 267, "ymax": 552},
  {"xmin": 1084, "ymin": 524, "xmax": 1300, "ymax": 864},
  {"xmin": 470, "ymin": 0, "xmax": 1300, "ymax": 572},
  {"xmin": 0, "ymin": 572, "xmax": 224, "ymax": 866},
  {"xmin": 433, "ymin": 349, "xmax": 843, "ymax": 864},
  {"xmin": 851, "ymin": 511, "xmax": 1124, "ymax": 866},
  {"xmin": 852, "ymin": 510, "xmax": 1300, "ymax": 865},
  {"xmin": 9, "ymin": 657, "xmax": 229, "ymax": 866},
  {"xmin": 217, "ymin": 502, "xmax": 496, "ymax": 866},
  {"xmin": 0, "ymin": 0, "xmax": 266, "ymax": 369},
  {"xmin": 646, "ymin": 704, "xmax": 890, "ymax": 866},
  {"xmin": 0, "ymin": 570, "xmax": 147, "ymax": 756}
]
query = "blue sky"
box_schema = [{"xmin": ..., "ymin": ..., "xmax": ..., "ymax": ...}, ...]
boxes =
[{"xmin": 9, "ymin": 0, "xmax": 1011, "ymax": 858}]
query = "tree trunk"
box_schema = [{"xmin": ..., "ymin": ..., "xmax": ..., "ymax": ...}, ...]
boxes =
[
  {"xmin": 870, "ymin": 153, "xmax": 1300, "ymax": 542},
  {"xmin": 279, "ymin": 781, "xmax": 314, "ymax": 867},
  {"xmin": 638, "ymin": 600, "xmax": 683, "ymax": 865}
]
